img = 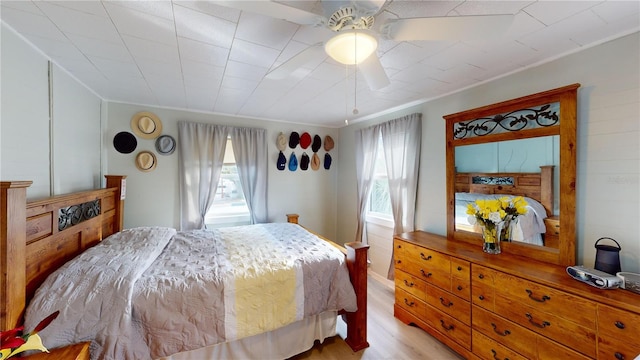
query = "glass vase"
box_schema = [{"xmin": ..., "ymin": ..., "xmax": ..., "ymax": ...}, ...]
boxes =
[
  {"xmin": 501, "ymin": 216, "xmax": 513, "ymax": 242},
  {"xmin": 482, "ymin": 222, "xmax": 502, "ymax": 254}
]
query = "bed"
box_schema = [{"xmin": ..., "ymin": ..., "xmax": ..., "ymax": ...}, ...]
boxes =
[
  {"xmin": 0, "ymin": 176, "xmax": 369, "ymax": 359},
  {"xmin": 453, "ymin": 166, "xmax": 555, "ymax": 246}
]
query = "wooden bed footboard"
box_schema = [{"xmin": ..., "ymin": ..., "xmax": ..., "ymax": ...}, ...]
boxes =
[
  {"xmin": 286, "ymin": 214, "xmax": 370, "ymax": 352},
  {"xmin": 0, "ymin": 176, "xmax": 126, "ymax": 330}
]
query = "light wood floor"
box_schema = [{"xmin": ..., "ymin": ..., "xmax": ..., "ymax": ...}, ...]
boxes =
[{"xmin": 289, "ymin": 273, "xmax": 464, "ymax": 360}]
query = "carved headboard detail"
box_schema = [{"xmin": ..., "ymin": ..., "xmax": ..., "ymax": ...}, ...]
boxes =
[{"xmin": 455, "ymin": 165, "xmax": 554, "ymax": 215}]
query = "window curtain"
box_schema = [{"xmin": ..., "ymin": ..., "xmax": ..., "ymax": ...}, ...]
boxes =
[
  {"xmin": 380, "ymin": 113, "xmax": 422, "ymax": 279},
  {"xmin": 178, "ymin": 121, "xmax": 230, "ymax": 230},
  {"xmin": 354, "ymin": 125, "xmax": 380, "ymax": 246},
  {"xmin": 230, "ymin": 127, "xmax": 268, "ymax": 224}
]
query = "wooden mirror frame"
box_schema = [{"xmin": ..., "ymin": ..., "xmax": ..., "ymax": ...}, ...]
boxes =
[{"xmin": 444, "ymin": 84, "xmax": 580, "ymax": 266}]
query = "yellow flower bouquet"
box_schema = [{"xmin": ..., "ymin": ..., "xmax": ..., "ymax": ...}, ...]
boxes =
[{"xmin": 466, "ymin": 196, "xmax": 528, "ymax": 254}]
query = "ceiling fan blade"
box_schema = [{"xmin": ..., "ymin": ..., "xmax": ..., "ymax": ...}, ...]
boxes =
[
  {"xmin": 266, "ymin": 44, "xmax": 326, "ymax": 80},
  {"xmin": 384, "ymin": 14, "xmax": 514, "ymax": 41},
  {"xmin": 359, "ymin": 54, "xmax": 390, "ymax": 90},
  {"xmin": 211, "ymin": 0, "xmax": 324, "ymax": 25}
]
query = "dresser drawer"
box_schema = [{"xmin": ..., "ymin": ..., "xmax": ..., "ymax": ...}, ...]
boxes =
[
  {"xmin": 395, "ymin": 240, "xmax": 451, "ymax": 271},
  {"xmin": 537, "ymin": 335, "xmax": 591, "ymax": 360},
  {"xmin": 426, "ymin": 284, "xmax": 470, "ymax": 325},
  {"xmin": 395, "ymin": 257, "xmax": 451, "ymax": 291},
  {"xmin": 472, "ymin": 330, "xmax": 528, "ymax": 360},
  {"xmin": 395, "ymin": 287, "xmax": 426, "ymax": 318},
  {"xmin": 394, "ymin": 240, "xmax": 452, "ymax": 290},
  {"xmin": 598, "ymin": 335, "xmax": 640, "ymax": 360},
  {"xmin": 395, "ymin": 269, "xmax": 427, "ymax": 300},
  {"xmin": 424, "ymin": 304, "xmax": 471, "ymax": 349},
  {"xmin": 495, "ymin": 295, "xmax": 596, "ymax": 358},
  {"xmin": 451, "ymin": 258, "xmax": 471, "ymax": 300},
  {"xmin": 597, "ymin": 304, "xmax": 640, "ymax": 345},
  {"xmin": 472, "ymin": 265, "xmax": 497, "ymax": 311},
  {"xmin": 472, "ymin": 305, "xmax": 536, "ymax": 359},
  {"xmin": 494, "ymin": 271, "xmax": 597, "ymax": 328}
]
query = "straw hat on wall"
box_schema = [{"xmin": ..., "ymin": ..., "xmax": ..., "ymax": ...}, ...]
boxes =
[
  {"xmin": 135, "ymin": 151, "xmax": 157, "ymax": 172},
  {"xmin": 131, "ymin": 111, "xmax": 163, "ymax": 139}
]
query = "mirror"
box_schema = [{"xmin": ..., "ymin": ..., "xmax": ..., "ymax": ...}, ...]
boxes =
[
  {"xmin": 444, "ymin": 84, "xmax": 580, "ymax": 266},
  {"xmin": 454, "ymin": 136, "xmax": 560, "ymax": 246}
]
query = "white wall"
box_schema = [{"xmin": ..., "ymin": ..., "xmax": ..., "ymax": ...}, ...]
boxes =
[
  {"xmin": 1, "ymin": 23, "xmax": 50, "ymax": 197},
  {"xmin": 1, "ymin": 24, "xmax": 103, "ymax": 198},
  {"xmin": 51, "ymin": 63, "xmax": 103, "ymax": 193},
  {"xmin": 337, "ymin": 32, "xmax": 640, "ymax": 274},
  {"xmin": 104, "ymin": 103, "xmax": 339, "ymax": 239}
]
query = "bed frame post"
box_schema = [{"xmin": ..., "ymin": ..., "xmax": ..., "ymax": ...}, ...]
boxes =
[
  {"xmin": 105, "ymin": 175, "xmax": 126, "ymax": 233},
  {"xmin": 1, "ymin": 181, "xmax": 32, "ymax": 330},
  {"xmin": 344, "ymin": 241, "xmax": 370, "ymax": 351}
]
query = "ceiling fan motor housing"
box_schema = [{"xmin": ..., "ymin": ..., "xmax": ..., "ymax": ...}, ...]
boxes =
[{"xmin": 328, "ymin": 6, "xmax": 374, "ymax": 32}]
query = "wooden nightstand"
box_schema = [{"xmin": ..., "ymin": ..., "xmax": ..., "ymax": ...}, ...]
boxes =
[
  {"xmin": 22, "ymin": 342, "xmax": 90, "ymax": 360},
  {"xmin": 544, "ymin": 215, "xmax": 560, "ymax": 248}
]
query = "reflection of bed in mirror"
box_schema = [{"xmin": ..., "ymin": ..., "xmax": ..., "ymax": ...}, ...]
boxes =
[{"xmin": 454, "ymin": 165, "xmax": 557, "ymax": 248}]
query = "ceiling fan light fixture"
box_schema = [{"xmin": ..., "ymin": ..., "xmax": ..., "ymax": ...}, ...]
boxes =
[{"xmin": 325, "ymin": 29, "xmax": 378, "ymax": 65}]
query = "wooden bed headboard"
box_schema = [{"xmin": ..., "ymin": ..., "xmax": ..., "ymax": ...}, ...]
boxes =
[
  {"xmin": 0, "ymin": 175, "xmax": 126, "ymax": 330},
  {"xmin": 455, "ymin": 165, "xmax": 554, "ymax": 215}
]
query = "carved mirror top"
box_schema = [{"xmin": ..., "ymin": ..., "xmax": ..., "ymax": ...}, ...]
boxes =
[{"xmin": 444, "ymin": 84, "xmax": 580, "ymax": 266}]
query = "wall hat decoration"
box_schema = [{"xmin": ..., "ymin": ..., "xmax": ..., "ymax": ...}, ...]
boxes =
[
  {"xmin": 324, "ymin": 135, "xmax": 335, "ymax": 151},
  {"xmin": 324, "ymin": 153, "xmax": 332, "ymax": 170},
  {"xmin": 155, "ymin": 135, "xmax": 176, "ymax": 155},
  {"xmin": 135, "ymin": 151, "xmax": 157, "ymax": 172},
  {"xmin": 276, "ymin": 132, "xmax": 287, "ymax": 152},
  {"xmin": 311, "ymin": 153, "xmax": 320, "ymax": 170},
  {"xmin": 311, "ymin": 135, "xmax": 322, "ymax": 152},
  {"xmin": 131, "ymin": 111, "xmax": 162, "ymax": 139},
  {"xmin": 113, "ymin": 131, "xmax": 137, "ymax": 154},
  {"xmin": 277, "ymin": 151, "xmax": 286, "ymax": 170},
  {"xmin": 289, "ymin": 132, "xmax": 300, "ymax": 148},
  {"xmin": 300, "ymin": 132, "xmax": 312, "ymax": 149},
  {"xmin": 300, "ymin": 153, "xmax": 310, "ymax": 170},
  {"xmin": 288, "ymin": 152, "xmax": 298, "ymax": 171}
]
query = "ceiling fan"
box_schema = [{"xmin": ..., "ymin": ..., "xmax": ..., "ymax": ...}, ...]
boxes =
[{"xmin": 212, "ymin": 1, "xmax": 514, "ymax": 91}]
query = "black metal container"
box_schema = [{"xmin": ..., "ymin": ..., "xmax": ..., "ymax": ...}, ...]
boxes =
[{"xmin": 594, "ymin": 237, "xmax": 622, "ymax": 275}]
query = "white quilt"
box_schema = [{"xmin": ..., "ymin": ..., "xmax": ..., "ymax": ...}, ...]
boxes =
[{"xmin": 24, "ymin": 223, "xmax": 357, "ymax": 360}]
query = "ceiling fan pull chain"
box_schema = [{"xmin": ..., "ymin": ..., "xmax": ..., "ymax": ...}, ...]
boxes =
[{"xmin": 353, "ymin": 35, "xmax": 359, "ymax": 115}]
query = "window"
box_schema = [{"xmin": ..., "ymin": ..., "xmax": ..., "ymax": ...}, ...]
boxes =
[
  {"xmin": 205, "ymin": 139, "xmax": 250, "ymax": 228},
  {"xmin": 368, "ymin": 135, "xmax": 393, "ymax": 219}
]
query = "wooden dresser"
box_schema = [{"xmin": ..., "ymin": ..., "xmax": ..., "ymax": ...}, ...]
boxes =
[{"xmin": 394, "ymin": 231, "xmax": 640, "ymax": 360}]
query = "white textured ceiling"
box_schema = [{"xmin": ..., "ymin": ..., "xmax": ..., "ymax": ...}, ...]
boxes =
[{"xmin": 2, "ymin": 1, "xmax": 638, "ymax": 127}]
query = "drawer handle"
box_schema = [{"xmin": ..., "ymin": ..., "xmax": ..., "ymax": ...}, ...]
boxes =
[
  {"xmin": 420, "ymin": 269, "xmax": 432, "ymax": 278},
  {"xmin": 403, "ymin": 279, "xmax": 414, "ymax": 287},
  {"xmin": 615, "ymin": 321, "xmax": 625, "ymax": 329},
  {"xmin": 439, "ymin": 319, "xmax": 454, "ymax": 331},
  {"xmin": 478, "ymin": 274, "xmax": 485, "ymax": 279},
  {"xmin": 526, "ymin": 313, "xmax": 550, "ymax": 328},
  {"xmin": 526, "ymin": 289, "xmax": 551, "ymax": 303},
  {"xmin": 615, "ymin": 352, "xmax": 625, "ymax": 360},
  {"xmin": 439, "ymin": 297, "xmax": 453, "ymax": 308},
  {"xmin": 457, "ymin": 285, "xmax": 463, "ymax": 291},
  {"xmin": 457, "ymin": 266, "xmax": 462, "ymax": 271},
  {"xmin": 421, "ymin": 253, "xmax": 432, "ymax": 261},
  {"xmin": 491, "ymin": 322, "xmax": 511, "ymax": 336},
  {"xmin": 404, "ymin": 298, "xmax": 415, "ymax": 307},
  {"xmin": 491, "ymin": 349, "xmax": 509, "ymax": 360},
  {"xmin": 478, "ymin": 295, "xmax": 485, "ymax": 301}
]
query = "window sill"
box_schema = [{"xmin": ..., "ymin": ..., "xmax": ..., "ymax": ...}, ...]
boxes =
[{"xmin": 365, "ymin": 213, "xmax": 394, "ymax": 229}]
